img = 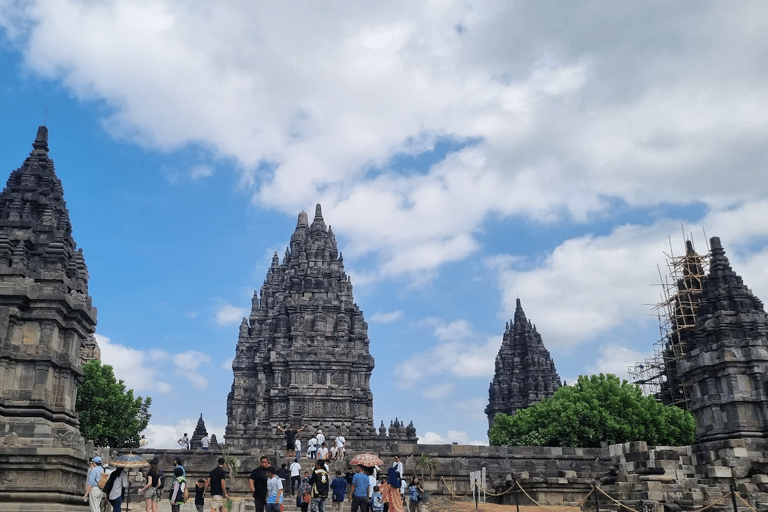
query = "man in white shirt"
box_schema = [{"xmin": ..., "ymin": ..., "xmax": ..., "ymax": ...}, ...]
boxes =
[
  {"xmin": 83, "ymin": 457, "xmax": 104, "ymax": 512},
  {"xmin": 317, "ymin": 442, "xmax": 329, "ymax": 461},
  {"xmin": 392, "ymin": 455, "xmax": 403, "ymax": 481},
  {"xmin": 316, "ymin": 429, "xmax": 325, "ymax": 448},
  {"xmin": 202, "ymin": 434, "xmax": 210, "ymax": 449},
  {"xmin": 289, "ymin": 458, "xmax": 301, "ymax": 496},
  {"xmin": 334, "ymin": 435, "xmax": 346, "ymax": 461}
]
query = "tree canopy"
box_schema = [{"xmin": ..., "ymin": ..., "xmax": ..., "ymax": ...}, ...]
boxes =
[
  {"xmin": 76, "ymin": 359, "xmax": 151, "ymax": 448},
  {"xmin": 489, "ymin": 373, "xmax": 695, "ymax": 447}
]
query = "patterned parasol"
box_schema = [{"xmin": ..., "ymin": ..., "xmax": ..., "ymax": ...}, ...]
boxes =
[
  {"xmin": 350, "ymin": 453, "xmax": 383, "ymax": 467},
  {"xmin": 111, "ymin": 453, "xmax": 150, "ymax": 468}
]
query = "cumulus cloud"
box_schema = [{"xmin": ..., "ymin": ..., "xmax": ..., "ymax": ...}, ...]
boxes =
[
  {"xmin": 422, "ymin": 382, "xmax": 454, "ymax": 400},
  {"xmin": 97, "ymin": 333, "xmax": 170, "ymax": 394},
  {"xmin": 97, "ymin": 334, "xmax": 212, "ymax": 394},
  {"xmin": 4, "ymin": 2, "xmax": 767, "ymax": 283},
  {"xmin": 590, "ymin": 345, "xmax": 656, "ymax": 382},
  {"xmin": 173, "ymin": 351, "xmax": 212, "ymax": 390},
  {"xmin": 395, "ymin": 319, "xmax": 500, "ymax": 388},
  {"xmin": 214, "ymin": 303, "xmax": 247, "ymax": 325},
  {"xmin": 142, "ymin": 418, "xmax": 225, "ymax": 449},
  {"xmin": 370, "ymin": 310, "xmax": 404, "ymax": 323},
  {"xmin": 484, "ymin": 200, "xmax": 768, "ymax": 352},
  {"xmin": 420, "ymin": 430, "xmax": 486, "ymax": 446}
]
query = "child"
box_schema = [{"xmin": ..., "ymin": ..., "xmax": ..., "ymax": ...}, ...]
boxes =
[
  {"xmin": 265, "ymin": 466, "xmax": 284, "ymax": 512},
  {"xmin": 169, "ymin": 467, "xmax": 186, "ymax": 512},
  {"xmin": 195, "ymin": 479, "xmax": 206, "ymax": 512},
  {"xmin": 371, "ymin": 485, "xmax": 384, "ymax": 512}
]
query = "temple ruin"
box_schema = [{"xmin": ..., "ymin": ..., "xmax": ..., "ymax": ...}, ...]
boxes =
[
  {"xmin": 0, "ymin": 127, "xmax": 98, "ymax": 511},
  {"xmin": 225, "ymin": 204, "xmax": 417, "ymax": 449},
  {"xmin": 485, "ymin": 298, "xmax": 561, "ymax": 430}
]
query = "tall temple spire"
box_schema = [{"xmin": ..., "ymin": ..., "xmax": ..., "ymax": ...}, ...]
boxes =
[
  {"xmin": 486, "ymin": 299, "xmax": 561, "ymax": 432},
  {"xmin": 0, "ymin": 126, "xmax": 98, "ymax": 509},
  {"xmin": 679, "ymin": 237, "xmax": 768, "ymax": 442},
  {"xmin": 225, "ymin": 203, "xmax": 402, "ymax": 449}
]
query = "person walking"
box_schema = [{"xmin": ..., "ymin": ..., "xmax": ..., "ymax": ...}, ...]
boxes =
[
  {"xmin": 297, "ymin": 472, "xmax": 311, "ymax": 512},
  {"xmin": 265, "ymin": 466, "xmax": 284, "ymax": 512},
  {"xmin": 83, "ymin": 456, "xmax": 104, "ymax": 512},
  {"xmin": 295, "ymin": 437, "xmax": 302, "ymax": 461},
  {"xmin": 138, "ymin": 458, "xmax": 161, "ymax": 512},
  {"xmin": 334, "ymin": 434, "xmax": 346, "ymax": 461},
  {"xmin": 249, "ymin": 456, "xmax": 270, "ymax": 512},
  {"xmin": 169, "ymin": 467, "xmax": 187, "ymax": 512},
  {"xmin": 349, "ymin": 465, "xmax": 370, "ymax": 512},
  {"xmin": 106, "ymin": 467, "xmax": 129, "ymax": 512},
  {"xmin": 206, "ymin": 457, "xmax": 229, "ymax": 512},
  {"xmin": 290, "ymin": 458, "xmax": 301, "ymax": 495},
  {"xmin": 330, "ymin": 470, "xmax": 347, "ymax": 512},
  {"xmin": 309, "ymin": 459, "xmax": 329, "ymax": 512},
  {"xmin": 407, "ymin": 477, "xmax": 424, "ymax": 512}
]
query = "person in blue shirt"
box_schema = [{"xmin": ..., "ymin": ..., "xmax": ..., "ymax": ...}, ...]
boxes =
[
  {"xmin": 265, "ymin": 466, "xmax": 284, "ymax": 512},
  {"xmin": 330, "ymin": 470, "xmax": 347, "ymax": 511},
  {"xmin": 349, "ymin": 465, "xmax": 370, "ymax": 512}
]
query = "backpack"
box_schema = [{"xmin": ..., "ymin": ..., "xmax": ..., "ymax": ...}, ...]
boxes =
[
  {"xmin": 371, "ymin": 493, "xmax": 384, "ymax": 512},
  {"xmin": 97, "ymin": 470, "xmax": 109, "ymax": 491},
  {"xmin": 311, "ymin": 469, "xmax": 329, "ymax": 498},
  {"xmin": 387, "ymin": 466, "xmax": 401, "ymax": 489},
  {"xmin": 169, "ymin": 479, "xmax": 187, "ymax": 504},
  {"xmin": 156, "ymin": 469, "xmax": 165, "ymax": 491},
  {"xmin": 102, "ymin": 471, "xmax": 117, "ymax": 496}
]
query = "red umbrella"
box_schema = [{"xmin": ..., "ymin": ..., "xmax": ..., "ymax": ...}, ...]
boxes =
[{"xmin": 350, "ymin": 453, "xmax": 383, "ymax": 466}]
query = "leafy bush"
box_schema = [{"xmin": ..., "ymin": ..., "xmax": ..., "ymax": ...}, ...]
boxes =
[{"xmin": 489, "ymin": 374, "xmax": 695, "ymax": 447}]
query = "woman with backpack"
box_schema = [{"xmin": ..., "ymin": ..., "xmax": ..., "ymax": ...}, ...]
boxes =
[
  {"xmin": 138, "ymin": 458, "xmax": 161, "ymax": 512},
  {"xmin": 105, "ymin": 467, "xmax": 129, "ymax": 512},
  {"xmin": 169, "ymin": 466, "xmax": 187, "ymax": 512},
  {"xmin": 407, "ymin": 477, "xmax": 424, "ymax": 512},
  {"xmin": 296, "ymin": 472, "xmax": 311, "ymax": 512}
]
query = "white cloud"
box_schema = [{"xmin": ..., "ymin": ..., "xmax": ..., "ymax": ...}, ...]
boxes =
[
  {"xmin": 422, "ymin": 382, "xmax": 454, "ymax": 400},
  {"xmin": 221, "ymin": 358, "xmax": 233, "ymax": 372},
  {"xmin": 189, "ymin": 164, "xmax": 214, "ymax": 180},
  {"xmin": 6, "ymin": 2, "xmax": 767, "ymax": 284},
  {"xmin": 370, "ymin": 310, "xmax": 404, "ymax": 323},
  {"xmin": 395, "ymin": 319, "xmax": 500, "ymax": 388},
  {"xmin": 420, "ymin": 430, "xmax": 486, "ymax": 446},
  {"xmin": 589, "ymin": 345, "xmax": 655, "ymax": 382},
  {"xmin": 96, "ymin": 334, "xmax": 213, "ymax": 394},
  {"xmin": 97, "ymin": 333, "xmax": 170, "ymax": 395},
  {"xmin": 173, "ymin": 351, "xmax": 212, "ymax": 390},
  {"xmin": 142, "ymin": 418, "xmax": 225, "ymax": 449},
  {"xmin": 214, "ymin": 303, "xmax": 247, "ymax": 325},
  {"xmin": 484, "ymin": 200, "xmax": 768, "ymax": 352}
]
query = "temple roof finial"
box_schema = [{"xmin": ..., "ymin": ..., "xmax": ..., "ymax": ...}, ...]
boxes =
[
  {"xmin": 33, "ymin": 126, "xmax": 49, "ymax": 152},
  {"xmin": 310, "ymin": 203, "xmax": 327, "ymax": 232}
]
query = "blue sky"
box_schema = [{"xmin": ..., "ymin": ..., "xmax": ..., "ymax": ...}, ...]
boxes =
[{"xmin": 2, "ymin": 1, "xmax": 768, "ymax": 447}]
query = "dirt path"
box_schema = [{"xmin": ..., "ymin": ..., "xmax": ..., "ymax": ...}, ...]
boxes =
[{"xmin": 425, "ymin": 496, "xmax": 576, "ymax": 512}]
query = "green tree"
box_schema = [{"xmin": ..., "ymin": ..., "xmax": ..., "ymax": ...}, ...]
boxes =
[
  {"xmin": 76, "ymin": 359, "xmax": 152, "ymax": 448},
  {"xmin": 489, "ymin": 373, "xmax": 695, "ymax": 447}
]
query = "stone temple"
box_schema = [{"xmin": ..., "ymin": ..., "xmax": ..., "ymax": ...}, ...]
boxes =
[
  {"xmin": 0, "ymin": 127, "xmax": 98, "ymax": 511},
  {"xmin": 485, "ymin": 298, "xmax": 561, "ymax": 431},
  {"xmin": 226, "ymin": 205, "xmax": 416, "ymax": 449},
  {"xmin": 679, "ymin": 237, "xmax": 768, "ymax": 442}
]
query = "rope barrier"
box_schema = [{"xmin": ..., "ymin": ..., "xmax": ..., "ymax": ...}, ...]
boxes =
[
  {"xmin": 595, "ymin": 485, "xmax": 643, "ymax": 512},
  {"xmin": 736, "ymin": 491, "xmax": 760, "ymax": 512},
  {"xmin": 596, "ymin": 484, "xmax": 735, "ymax": 512},
  {"xmin": 515, "ymin": 479, "xmax": 594, "ymax": 512}
]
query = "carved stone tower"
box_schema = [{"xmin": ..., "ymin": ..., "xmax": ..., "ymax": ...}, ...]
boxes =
[
  {"xmin": 225, "ymin": 204, "xmax": 379, "ymax": 448},
  {"xmin": 679, "ymin": 237, "xmax": 768, "ymax": 442},
  {"xmin": 486, "ymin": 298, "xmax": 561, "ymax": 431},
  {"xmin": 0, "ymin": 127, "xmax": 98, "ymax": 511}
]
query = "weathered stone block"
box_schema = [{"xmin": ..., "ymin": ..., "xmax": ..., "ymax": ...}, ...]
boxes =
[{"xmin": 708, "ymin": 466, "xmax": 732, "ymax": 478}]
